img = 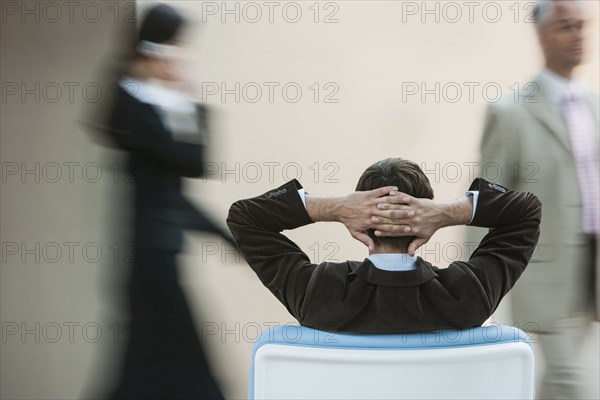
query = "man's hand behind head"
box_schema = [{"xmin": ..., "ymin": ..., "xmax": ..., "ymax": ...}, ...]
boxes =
[
  {"xmin": 372, "ymin": 193, "xmax": 473, "ymax": 256},
  {"xmin": 330, "ymin": 187, "xmax": 415, "ymax": 251},
  {"xmin": 372, "ymin": 193, "xmax": 442, "ymax": 256}
]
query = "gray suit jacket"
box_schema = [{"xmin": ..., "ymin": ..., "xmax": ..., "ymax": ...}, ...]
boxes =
[{"xmin": 479, "ymin": 73, "xmax": 599, "ymax": 331}]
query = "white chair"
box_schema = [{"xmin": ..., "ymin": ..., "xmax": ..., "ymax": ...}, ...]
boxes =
[{"xmin": 249, "ymin": 324, "xmax": 535, "ymax": 399}]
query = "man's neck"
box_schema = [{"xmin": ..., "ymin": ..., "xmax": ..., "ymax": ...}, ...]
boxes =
[
  {"xmin": 545, "ymin": 61, "xmax": 574, "ymax": 81},
  {"xmin": 369, "ymin": 247, "xmax": 409, "ymax": 256}
]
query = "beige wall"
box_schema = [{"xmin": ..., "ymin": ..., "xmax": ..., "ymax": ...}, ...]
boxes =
[
  {"xmin": 1, "ymin": 1, "xmax": 598, "ymax": 399},
  {"xmin": 174, "ymin": 1, "xmax": 599, "ymax": 398}
]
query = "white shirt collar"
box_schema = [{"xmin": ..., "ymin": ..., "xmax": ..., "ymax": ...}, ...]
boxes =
[
  {"xmin": 119, "ymin": 76, "xmax": 202, "ymax": 140},
  {"xmin": 367, "ymin": 253, "xmax": 418, "ymax": 271},
  {"xmin": 537, "ymin": 68, "xmax": 586, "ymax": 110},
  {"xmin": 119, "ymin": 76, "xmax": 196, "ymax": 114}
]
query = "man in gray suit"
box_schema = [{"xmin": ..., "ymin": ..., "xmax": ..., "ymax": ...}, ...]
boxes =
[{"xmin": 478, "ymin": 0, "xmax": 598, "ymax": 398}]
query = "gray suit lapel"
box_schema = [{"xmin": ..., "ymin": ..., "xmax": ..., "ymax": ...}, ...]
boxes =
[{"xmin": 522, "ymin": 79, "xmax": 572, "ymax": 157}]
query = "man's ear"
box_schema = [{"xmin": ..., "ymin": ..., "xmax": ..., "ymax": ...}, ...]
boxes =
[{"xmin": 537, "ymin": 30, "xmax": 548, "ymax": 47}]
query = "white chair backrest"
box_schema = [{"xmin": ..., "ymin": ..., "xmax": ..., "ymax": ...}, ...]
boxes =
[{"xmin": 249, "ymin": 325, "xmax": 535, "ymax": 400}]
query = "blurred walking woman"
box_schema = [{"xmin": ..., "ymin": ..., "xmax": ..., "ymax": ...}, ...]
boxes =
[{"xmin": 107, "ymin": 4, "xmax": 226, "ymax": 399}]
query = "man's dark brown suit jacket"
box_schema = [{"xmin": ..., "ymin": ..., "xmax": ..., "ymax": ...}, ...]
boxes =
[{"xmin": 227, "ymin": 178, "xmax": 541, "ymax": 334}]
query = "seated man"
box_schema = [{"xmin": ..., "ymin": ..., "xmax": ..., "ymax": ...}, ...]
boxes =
[{"xmin": 227, "ymin": 158, "xmax": 541, "ymax": 333}]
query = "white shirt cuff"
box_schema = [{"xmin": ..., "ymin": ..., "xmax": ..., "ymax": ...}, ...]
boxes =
[
  {"xmin": 297, "ymin": 188, "xmax": 307, "ymax": 208},
  {"xmin": 465, "ymin": 190, "xmax": 479, "ymax": 224}
]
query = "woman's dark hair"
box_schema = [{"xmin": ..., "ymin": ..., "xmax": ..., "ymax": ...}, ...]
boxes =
[{"xmin": 138, "ymin": 3, "xmax": 186, "ymax": 45}]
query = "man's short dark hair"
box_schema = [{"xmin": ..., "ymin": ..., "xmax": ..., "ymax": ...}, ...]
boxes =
[{"xmin": 355, "ymin": 158, "xmax": 434, "ymax": 250}]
